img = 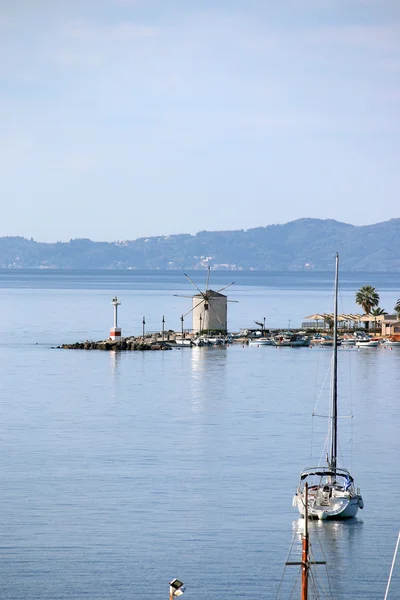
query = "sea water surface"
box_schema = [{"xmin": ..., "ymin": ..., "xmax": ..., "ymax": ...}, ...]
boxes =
[{"xmin": 0, "ymin": 270, "xmax": 399, "ymax": 600}]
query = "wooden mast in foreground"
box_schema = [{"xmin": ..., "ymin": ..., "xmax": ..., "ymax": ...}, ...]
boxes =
[
  {"xmin": 301, "ymin": 484, "xmax": 309, "ymax": 600},
  {"xmin": 286, "ymin": 483, "xmax": 326, "ymax": 599}
]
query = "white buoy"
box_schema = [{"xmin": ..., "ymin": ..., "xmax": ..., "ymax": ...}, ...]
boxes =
[{"xmin": 110, "ymin": 296, "xmax": 122, "ymax": 340}]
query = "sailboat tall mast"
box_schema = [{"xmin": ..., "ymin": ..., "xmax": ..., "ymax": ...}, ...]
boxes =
[
  {"xmin": 294, "ymin": 251, "xmax": 363, "ymax": 520},
  {"xmin": 330, "ymin": 252, "xmax": 339, "ymax": 471}
]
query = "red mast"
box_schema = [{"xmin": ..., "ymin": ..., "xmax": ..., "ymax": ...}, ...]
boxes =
[
  {"xmin": 301, "ymin": 483, "xmax": 309, "ymax": 600},
  {"xmin": 286, "ymin": 483, "xmax": 325, "ymax": 599}
]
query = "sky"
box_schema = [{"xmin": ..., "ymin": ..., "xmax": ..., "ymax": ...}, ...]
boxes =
[{"xmin": 0, "ymin": 0, "xmax": 399, "ymax": 242}]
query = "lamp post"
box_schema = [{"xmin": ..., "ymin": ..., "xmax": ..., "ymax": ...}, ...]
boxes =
[
  {"xmin": 142, "ymin": 316, "xmax": 145, "ymax": 339},
  {"xmin": 180, "ymin": 314, "xmax": 184, "ymax": 337},
  {"xmin": 263, "ymin": 316, "xmax": 266, "ymax": 335},
  {"xmin": 199, "ymin": 313, "xmax": 202, "ymax": 334},
  {"xmin": 162, "ymin": 315, "xmax": 165, "ymax": 341},
  {"xmin": 169, "ymin": 579, "xmax": 185, "ymax": 600}
]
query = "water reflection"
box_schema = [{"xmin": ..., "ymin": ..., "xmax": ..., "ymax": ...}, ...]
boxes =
[
  {"xmin": 190, "ymin": 346, "xmax": 228, "ymax": 413},
  {"xmin": 293, "ymin": 517, "xmax": 364, "ymax": 550},
  {"xmin": 109, "ymin": 350, "xmax": 123, "ymax": 406},
  {"xmin": 109, "ymin": 349, "xmax": 121, "ymax": 379},
  {"xmin": 291, "ymin": 518, "xmax": 366, "ymax": 599}
]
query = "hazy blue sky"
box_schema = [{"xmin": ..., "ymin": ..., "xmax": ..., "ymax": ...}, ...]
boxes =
[{"xmin": 1, "ymin": 0, "xmax": 399, "ymax": 242}]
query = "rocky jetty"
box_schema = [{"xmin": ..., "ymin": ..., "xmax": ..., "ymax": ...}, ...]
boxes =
[{"xmin": 59, "ymin": 337, "xmax": 172, "ymax": 351}]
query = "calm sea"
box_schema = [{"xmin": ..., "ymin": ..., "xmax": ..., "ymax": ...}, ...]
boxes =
[{"xmin": 0, "ymin": 270, "xmax": 399, "ymax": 600}]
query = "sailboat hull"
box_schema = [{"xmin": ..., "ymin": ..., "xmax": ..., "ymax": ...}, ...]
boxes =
[{"xmin": 294, "ymin": 492, "xmax": 362, "ymax": 520}]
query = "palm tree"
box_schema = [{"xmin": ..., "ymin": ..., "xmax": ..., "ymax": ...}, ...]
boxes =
[
  {"xmin": 355, "ymin": 286, "xmax": 379, "ymax": 330},
  {"xmin": 324, "ymin": 315, "xmax": 334, "ymax": 334},
  {"xmin": 370, "ymin": 307, "xmax": 387, "ymax": 316},
  {"xmin": 370, "ymin": 307, "xmax": 387, "ymax": 334},
  {"xmin": 394, "ymin": 299, "xmax": 400, "ymax": 319}
]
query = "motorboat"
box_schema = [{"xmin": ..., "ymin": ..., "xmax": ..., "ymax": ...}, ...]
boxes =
[
  {"xmin": 341, "ymin": 337, "xmax": 356, "ymax": 346},
  {"xmin": 381, "ymin": 339, "xmax": 400, "ymax": 347},
  {"xmin": 192, "ymin": 336, "xmax": 226, "ymax": 346},
  {"xmin": 206, "ymin": 337, "xmax": 225, "ymax": 345},
  {"xmin": 168, "ymin": 339, "xmax": 192, "ymax": 348},
  {"xmin": 355, "ymin": 338, "xmax": 380, "ymax": 348},
  {"xmin": 272, "ymin": 332, "xmax": 310, "ymax": 347},
  {"xmin": 192, "ymin": 337, "xmax": 208, "ymax": 347},
  {"xmin": 293, "ymin": 253, "xmax": 363, "ymax": 520},
  {"xmin": 249, "ymin": 337, "xmax": 273, "ymax": 346},
  {"xmin": 320, "ymin": 337, "xmax": 342, "ymax": 347}
]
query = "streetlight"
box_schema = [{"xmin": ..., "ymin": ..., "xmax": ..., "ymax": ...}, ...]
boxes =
[
  {"xmin": 142, "ymin": 316, "xmax": 146, "ymax": 339},
  {"xmin": 162, "ymin": 315, "xmax": 165, "ymax": 341},
  {"xmin": 169, "ymin": 579, "xmax": 185, "ymax": 600}
]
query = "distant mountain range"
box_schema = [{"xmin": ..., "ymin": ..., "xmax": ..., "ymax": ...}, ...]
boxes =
[{"xmin": 1, "ymin": 218, "xmax": 400, "ymax": 271}]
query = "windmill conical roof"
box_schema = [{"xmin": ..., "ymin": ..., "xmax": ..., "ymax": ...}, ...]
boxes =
[{"xmin": 193, "ymin": 289, "xmax": 226, "ymax": 298}]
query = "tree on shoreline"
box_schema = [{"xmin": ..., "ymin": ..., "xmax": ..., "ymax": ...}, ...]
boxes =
[
  {"xmin": 370, "ymin": 307, "xmax": 386, "ymax": 315},
  {"xmin": 355, "ymin": 286, "xmax": 379, "ymax": 329},
  {"xmin": 395, "ymin": 299, "xmax": 400, "ymax": 319},
  {"xmin": 370, "ymin": 307, "xmax": 387, "ymax": 334}
]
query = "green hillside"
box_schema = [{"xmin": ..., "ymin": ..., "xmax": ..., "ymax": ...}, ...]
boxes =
[{"xmin": 1, "ymin": 218, "xmax": 399, "ymax": 271}]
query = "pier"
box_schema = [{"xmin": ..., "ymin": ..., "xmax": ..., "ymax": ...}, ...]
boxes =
[{"xmin": 59, "ymin": 337, "xmax": 172, "ymax": 351}]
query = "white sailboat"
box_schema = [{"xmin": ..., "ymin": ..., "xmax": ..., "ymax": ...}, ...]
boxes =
[{"xmin": 293, "ymin": 253, "xmax": 364, "ymax": 520}]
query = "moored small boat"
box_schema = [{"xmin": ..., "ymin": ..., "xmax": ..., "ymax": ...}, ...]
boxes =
[
  {"xmin": 355, "ymin": 338, "xmax": 380, "ymax": 348},
  {"xmin": 206, "ymin": 336, "xmax": 225, "ymax": 345},
  {"xmin": 273, "ymin": 332, "xmax": 310, "ymax": 347},
  {"xmin": 382, "ymin": 338, "xmax": 400, "ymax": 347},
  {"xmin": 341, "ymin": 337, "xmax": 356, "ymax": 346},
  {"xmin": 192, "ymin": 337, "xmax": 208, "ymax": 346},
  {"xmin": 249, "ymin": 337, "xmax": 273, "ymax": 346},
  {"xmin": 320, "ymin": 337, "xmax": 342, "ymax": 347},
  {"xmin": 168, "ymin": 339, "xmax": 193, "ymax": 348}
]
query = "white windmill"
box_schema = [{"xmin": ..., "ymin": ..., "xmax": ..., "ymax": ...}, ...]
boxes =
[{"xmin": 175, "ymin": 267, "xmax": 237, "ymax": 334}]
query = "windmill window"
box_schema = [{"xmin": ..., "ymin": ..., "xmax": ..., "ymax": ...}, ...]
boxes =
[{"xmin": 204, "ymin": 303, "xmax": 208, "ymax": 309}]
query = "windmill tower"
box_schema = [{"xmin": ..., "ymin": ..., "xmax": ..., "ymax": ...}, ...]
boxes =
[{"xmin": 175, "ymin": 267, "xmax": 237, "ymax": 334}]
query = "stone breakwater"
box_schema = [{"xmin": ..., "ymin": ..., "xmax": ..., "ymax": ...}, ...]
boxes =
[{"xmin": 59, "ymin": 337, "xmax": 171, "ymax": 351}]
